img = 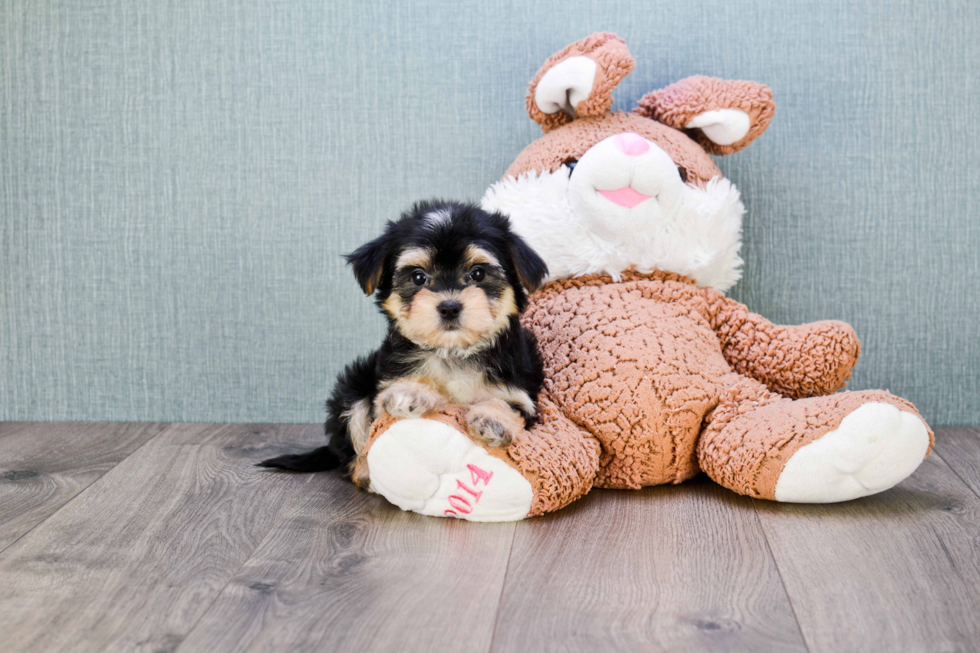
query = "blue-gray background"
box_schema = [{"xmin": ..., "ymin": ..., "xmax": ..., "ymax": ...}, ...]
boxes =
[{"xmin": 2, "ymin": 0, "xmax": 978, "ymax": 425}]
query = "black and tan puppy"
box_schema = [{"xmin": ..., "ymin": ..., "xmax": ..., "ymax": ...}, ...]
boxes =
[{"xmin": 259, "ymin": 201, "xmax": 548, "ymax": 488}]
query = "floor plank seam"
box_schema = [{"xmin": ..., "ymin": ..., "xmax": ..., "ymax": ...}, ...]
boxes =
[
  {"xmin": 0, "ymin": 423, "xmax": 167, "ymax": 557},
  {"xmin": 172, "ymin": 473, "xmax": 316, "ymax": 652},
  {"xmin": 484, "ymin": 521, "xmax": 519, "ymax": 653},
  {"xmin": 749, "ymin": 498, "xmax": 814, "ymax": 653},
  {"xmin": 930, "ymin": 448, "xmax": 980, "ymax": 504}
]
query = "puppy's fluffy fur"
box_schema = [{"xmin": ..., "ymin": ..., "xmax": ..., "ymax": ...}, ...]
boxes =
[{"xmin": 259, "ymin": 201, "xmax": 548, "ymax": 488}]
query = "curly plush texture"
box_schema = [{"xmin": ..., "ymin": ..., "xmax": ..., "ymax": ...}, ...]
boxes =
[
  {"xmin": 367, "ymin": 270, "xmax": 933, "ymax": 506},
  {"xmin": 526, "ymin": 32, "xmax": 634, "ymax": 132},
  {"xmin": 504, "ymin": 396, "xmax": 602, "ymax": 516},
  {"xmin": 703, "ymin": 293, "xmax": 862, "ymax": 398},
  {"xmin": 635, "ymin": 76, "xmax": 776, "ymax": 155},
  {"xmin": 360, "ymin": 33, "xmax": 933, "ymax": 518},
  {"xmin": 364, "ymin": 399, "xmax": 601, "ymax": 517},
  {"xmin": 698, "ymin": 387, "xmax": 931, "ymax": 499},
  {"xmin": 520, "ymin": 270, "xmax": 932, "ymax": 495},
  {"xmin": 504, "ymin": 112, "xmax": 722, "ymax": 187},
  {"xmin": 523, "ymin": 270, "xmax": 725, "ymax": 488}
]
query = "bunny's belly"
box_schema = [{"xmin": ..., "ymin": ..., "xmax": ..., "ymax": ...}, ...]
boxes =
[{"xmin": 528, "ymin": 281, "xmax": 733, "ymax": 489}]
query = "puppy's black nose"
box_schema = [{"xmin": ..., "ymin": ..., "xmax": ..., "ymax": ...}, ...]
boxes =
[{"xmin": 437, "ymin": 300, "xmax": 462, "ymax": 320}]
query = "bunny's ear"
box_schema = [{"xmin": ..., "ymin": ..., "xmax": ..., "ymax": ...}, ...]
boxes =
[
  {"xmin": 634, "ymin": 76, "xmax": 775, "ymax": 155},
  {"xmin": 526, "ymin": 33, "xmax": 634, "ymax": 132}
]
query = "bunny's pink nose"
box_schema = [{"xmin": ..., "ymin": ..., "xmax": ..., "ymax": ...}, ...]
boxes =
[{"xmin": 614, "ymin": 132, "xmax": 650, "ymax": 156}]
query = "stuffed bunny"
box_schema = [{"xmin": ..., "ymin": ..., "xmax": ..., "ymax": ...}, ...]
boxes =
[{"xmin": 361, "ymin": 33, "xmax": 933, "ymax": 521}]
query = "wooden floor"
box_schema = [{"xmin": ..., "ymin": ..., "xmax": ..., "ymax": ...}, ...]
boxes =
[{"xmin": 1, "ymin": 424, "xmax": 979, "ymax": 653}]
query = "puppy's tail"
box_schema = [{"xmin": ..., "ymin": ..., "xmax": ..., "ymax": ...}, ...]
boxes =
[{"xmin": 257, "ymin": 445, "xmax": 343, "ymax": 473}]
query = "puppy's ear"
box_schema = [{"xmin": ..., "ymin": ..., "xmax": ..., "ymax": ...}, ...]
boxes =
[
  {"xmin": 345, "ymin": 234, "xmax": 389, "ymax": 295},
  {"xmin": 508, "ymin": 234, "xmax": 548, "ymax": 293}
]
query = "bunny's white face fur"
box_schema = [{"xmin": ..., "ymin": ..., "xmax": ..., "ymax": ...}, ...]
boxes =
[
  {"xmin": 567, "ymin": 133, "xmax": 688, "ymax": 243},
  {"xmin": 482, "ymin": 133, "xmax": 746, "ymax": 292},
  {"xmin": 488, "ymin": 32, "xmax": 777, "ymax": 293}
]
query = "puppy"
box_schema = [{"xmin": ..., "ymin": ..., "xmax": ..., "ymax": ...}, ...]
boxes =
[{"xmin": 259, "ymin": 201, "xmax": 548, "ymax": 489}]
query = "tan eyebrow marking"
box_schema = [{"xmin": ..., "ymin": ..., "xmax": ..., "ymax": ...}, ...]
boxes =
[
  {"xmin": 396, "ymin": 247, "xmax": 433, "ymax": 269},
  {"xmin": 463, "ymin": 245, "xmax": 501, "ymax": 268}
]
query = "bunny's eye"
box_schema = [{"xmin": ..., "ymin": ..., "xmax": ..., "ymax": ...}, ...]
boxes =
[
  {"xmin": 677, "ymin": 167, "xmax": 688, "ymax": 183},
  {"xmin": 563, "ymin": 158, "xmax": 578, "ymax": 175}
]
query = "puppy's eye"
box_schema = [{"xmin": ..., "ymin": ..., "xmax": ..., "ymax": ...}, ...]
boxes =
[
  {"xmin": 411, "ymin": 270, "xmax": 427, "ymax": 286},
  {"xmin": 469, "ymin": 266, "xmax": 486, "ymax": 283},
  {"xmin": 563, "ymin": 158, "xmax": 578, "ymax": 175}
]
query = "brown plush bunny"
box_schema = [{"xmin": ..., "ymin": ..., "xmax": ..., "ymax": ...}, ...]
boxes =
[{"xmin": 361, "ymin": 33, "xmax": 933, "ymax": 521}]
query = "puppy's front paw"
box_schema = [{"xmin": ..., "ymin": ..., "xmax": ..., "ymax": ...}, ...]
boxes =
[
  {"xmin": 466, "ymin": 401, "xmax": 522, "ymax": 448},
  {"xmin": 376, "ymin": 381, "xmax": 444, "ymax": 419},
  {"xmin": 467, "ymin": 414, "xmax": 513, "ymax": 447}
]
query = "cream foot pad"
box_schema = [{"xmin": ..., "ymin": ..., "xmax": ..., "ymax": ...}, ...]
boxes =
[
  {"xmin": 367, "ymin": 418, "xmax": 533, "ymax": 522},
  {"xmin": 774, "ymin": 402, "xmax": 931, "ymax": 503}
]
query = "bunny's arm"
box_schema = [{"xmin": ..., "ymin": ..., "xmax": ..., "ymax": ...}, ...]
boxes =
[{"xmin": 700, "ymin": 288, "xmax": 861, "ymax": 398}]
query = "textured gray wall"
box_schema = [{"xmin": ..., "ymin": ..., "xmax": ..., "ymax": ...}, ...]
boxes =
[{"xmin": 2, "ymin": 0, "xmax": 978, "ymax": 425}]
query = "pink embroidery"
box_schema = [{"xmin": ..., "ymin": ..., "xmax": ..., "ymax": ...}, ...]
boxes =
[
  {"xmin": 443, "ymin": 464, "xmax": 493, "ymax": 517},
  {"xmin": 468, "ymin": 464, "xmax": 493, "ymax": 486},
  {"xmin": 456, "ymin": 479, "xmax": 483, "ymax": 502},
  {"xmin": 448, "ymin": 495, "xmax": 472, "ymax": 513}
]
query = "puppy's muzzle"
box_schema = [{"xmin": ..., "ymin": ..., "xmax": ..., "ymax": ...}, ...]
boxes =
[{"xmin": 437, "ymin": 299, "xmax": 462, "ymax": 324}]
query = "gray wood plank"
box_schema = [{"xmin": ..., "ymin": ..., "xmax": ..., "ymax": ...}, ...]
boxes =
[
  {"xmin": 934, "ymin": 426, "xmax": 980, "ymax": 500},
  {"xmin": 0, "ymin": 422, "xmax": 165, "ymax": 552},
  {"xmin": 490, "ymin": 477, "xmax": 808, "ymax": 653},
  {"xmin": 175, "ymin": 472, "xmax": 517, "ymax": 653},
  {"xmin": 754, "ymin": 443, "xmax": 980, "ymax": 653},
  {"xmin": 0, "ymin": 422, "xmax": 322, "ymax": 653}
]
